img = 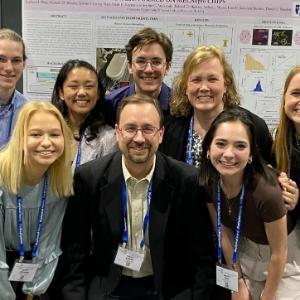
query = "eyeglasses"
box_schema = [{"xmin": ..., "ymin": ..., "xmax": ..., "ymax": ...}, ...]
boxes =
[
  {"xmin": 132, "ymin": 58, "xmax": 166, "ymax": 70},
  {"xmin": 118, "ymin": 126, "xmax": 160, "ymax": 139}
]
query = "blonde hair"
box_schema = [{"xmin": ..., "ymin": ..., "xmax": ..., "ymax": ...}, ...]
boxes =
[
  {"xmin": 0, "ymin": 28, "xmax": 27, "ymax": 60},
  {"xmin": 170, "ymin": 45, "xmax": 240, "ymax": 117},
  {"xmin": 0, "ymin": 101, "xmax": 73, "ymax": 197},
  {"xmin": 273, "ymin": 66, "xmax": 300, "ymax": 172}
]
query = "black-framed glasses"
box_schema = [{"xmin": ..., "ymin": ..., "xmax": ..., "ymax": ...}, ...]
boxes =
[
  {"xmin": 132, "ymin": 57, "xmax": 166, "ymax": 70},
  {"xmin": 118, "ymin": 125, "xmax": 160, "ymax": 139}
]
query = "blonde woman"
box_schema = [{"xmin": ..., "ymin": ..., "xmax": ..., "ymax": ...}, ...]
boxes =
[
  {"xmin": 159, "ymin": 45, "xmax": 273, "ymax": 166},
  {"xmin": 272, "ymin": 66, "xmax": 300, "ymax": 298},
  {"xmin": 0, "ymin": 101, "xmax": 73, "ymax": 299},
  {"xmin": 273, "ymin": 66, "xmax": 300, "ymax": 217}
]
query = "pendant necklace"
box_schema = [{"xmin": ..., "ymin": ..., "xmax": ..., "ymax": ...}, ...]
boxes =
[{"xmin": 224, "ymin": 195, "xmax": 234, "ymax": 216}]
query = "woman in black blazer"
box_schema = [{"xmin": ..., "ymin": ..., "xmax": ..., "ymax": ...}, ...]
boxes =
[{"xmin": 159, "ymin": 45, "xmax": 273, "ymax": 166}]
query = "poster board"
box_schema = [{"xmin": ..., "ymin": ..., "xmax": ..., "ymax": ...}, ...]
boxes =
[{"xmin": 22, "ymin": 0, "xmax": 300, "ymax": 130}]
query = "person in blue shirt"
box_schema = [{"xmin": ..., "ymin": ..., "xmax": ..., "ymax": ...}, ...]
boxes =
[
  {"xmin": 103, "ymin": 27, "xmax": 173, "ymax": 126},
  {"xmin": 0, "ymin": 28, "xmax": 27, "ymax": 148}
]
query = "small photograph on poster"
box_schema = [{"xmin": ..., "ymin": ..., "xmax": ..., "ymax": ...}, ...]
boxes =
[
  {"xmin": 252, "ymin": 29, "xmax": 269, "ymax": 46},
  {"xmin": 294, "ymin": 31, "xmax": 300, "ymax": 45},
  {"xmin": 271, "ymin": 29, "xmax": 293, "ymax": 46},
  {"xmin": 292, "ymin": 2, "xmax": 300, "ymax": 16},
  {"xmin": 239, "ymin": 30, "xmax": 252, "ymax": 44},
  {"xmin": 26, "ymin": 66, "xmax": 60, "ymax": 94},
  {"xmin": 96, "ymin": 48, "xmax": 133, "ymax": 93}
]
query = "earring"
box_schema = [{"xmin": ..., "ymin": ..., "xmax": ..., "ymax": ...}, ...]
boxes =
[
  {"xmin": 222, "ymin": 92, "xmax": 227, "ymax": 102},
  {"xmin": 248, "ymin": 158, "xmax": 252, "ymax": 164}
]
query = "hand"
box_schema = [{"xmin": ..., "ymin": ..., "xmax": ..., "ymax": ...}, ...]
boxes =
[
  {"xmin": 260, "ymin": 290, "xmax": 276, "ymax": 300},
  {"xmin": 261, "ymin": 296, "xmax": 276, "ymax": 300},
  {"xmin": 232, "ymin": 278, "xmax": 252, "ymax": 300},
  {"xmin": 278, "ymin": 172, "xmax": 299, "ymax": 211}
]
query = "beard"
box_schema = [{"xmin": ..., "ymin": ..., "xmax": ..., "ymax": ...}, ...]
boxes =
[{"xmin": 127, "ymin": 147, "xmax": 150, "ymax": 164}]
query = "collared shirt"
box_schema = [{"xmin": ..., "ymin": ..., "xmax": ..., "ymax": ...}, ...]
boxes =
[
  {"xmin": 0, "ymin": 90, "xmax": 27, "ymax": 149},
  {"xmin": 104, "ymin": 82, "xmax": 171, "ymax": 126},
  {"xmin": 121, "ymin": 155, "xmax": 156, "ymax": 278}
]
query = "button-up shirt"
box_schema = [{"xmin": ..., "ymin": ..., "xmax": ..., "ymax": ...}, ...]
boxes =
[
  {"xmin": 121, "ymin": 155, "xmax": 155, "ymax": 278},
  {"xmin": 0, "ymin": 90, "xmax": 27, "ymax": 148}
]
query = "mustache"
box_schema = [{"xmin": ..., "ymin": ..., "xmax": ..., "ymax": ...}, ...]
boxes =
[{"xmin": 128, "ymin": 142, "xmax": 150, "ymax": 149}]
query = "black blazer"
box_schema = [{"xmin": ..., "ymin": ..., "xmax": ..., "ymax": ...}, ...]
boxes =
[
  {"xmin": 61, "ymin": 151, "xmax": 215, "ymax": 300},
  {"xmin": 159, "ymin": 107, "xmax": 274, "ymax": 165}
]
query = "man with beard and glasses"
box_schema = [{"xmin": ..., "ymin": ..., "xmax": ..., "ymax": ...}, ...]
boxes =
[
  {"xmin": 0, "ymin": 28, "xmax": 27, "ymax": 148},
  {"xmin": 103, "ymin": 27, "xmax": 172, "ymax": 126},
  {"xmin": 61, "ymin": 94, "xmax": 215, "ymax": 300}
]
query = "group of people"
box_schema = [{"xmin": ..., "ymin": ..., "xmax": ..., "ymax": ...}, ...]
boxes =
[{"xmin": 0, "ymin": 25, "xmax": 299, "ymax": 300}]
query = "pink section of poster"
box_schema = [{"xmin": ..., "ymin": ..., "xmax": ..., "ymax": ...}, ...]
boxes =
[{"xmin": 24, "ymin": 0, "xmax": 292, "ymax": 18}]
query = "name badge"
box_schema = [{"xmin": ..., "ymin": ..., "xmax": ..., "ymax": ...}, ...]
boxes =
[
  {"xmin": 216, "ymin": 264, "xmax": 238, "ymax": 292},
  {"xmin": 9, "ymin": 260, "xmax": 39, "ymax": 282},
  {"xmin": 114, "ymin": 245, "xmax": 144, "ymax": 271}
]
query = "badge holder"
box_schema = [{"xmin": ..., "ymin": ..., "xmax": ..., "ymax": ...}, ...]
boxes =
[
  {"xmin": 115, "ymin": 180, "xmax": 151, "ymax": 272},
  {"xmin": 216, "ymin": 263, "xmax": 238, "ymax": 292},
  {"xmin": 9, "ymin": 257, "xmax": 39, "ymax": 282},
  {"xmin": 215, "ymin": 182, "xmax": 245, "ymax": 293},
  {"xmin": 114, "ymin": 244, "xmax": 144, "ymax": 272},
  {"xmin": 11, "ymin": 175, "xmax": 47, "ymax": 283}
]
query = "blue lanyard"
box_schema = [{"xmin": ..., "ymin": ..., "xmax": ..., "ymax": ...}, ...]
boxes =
[
  {"xmin": 5, "ymin": 103, "xmax": 15, "ymax": 143},
  {"xmin": 216, "ymin": 180, "xmax": 245, "ymax": 265},
  {"xmin": 122, "ymin": 179, "xmax": 152, "ymax": 248},
  {"xmin": 16, "ymin": 174, "xmax": 48, "ymax": 259},
  {"xmin": 75, "ymin": 136, "xmax": 83, "ymax": 167},
  {"xmin": 185, "ymin": 116, "xmax": 194, "ymax": 165}
]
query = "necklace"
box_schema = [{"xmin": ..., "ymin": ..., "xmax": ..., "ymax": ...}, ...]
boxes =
[
  {"xmin": 220, "ymin": 180, "xmax": 241, "ymax": 216},
  {"xmin": 295, "ymin": 133, "xmax": 300, "ymax": 148},
  {"xmin": 223, "ymin": 193, "xmax": 235, "ymax": 216}
]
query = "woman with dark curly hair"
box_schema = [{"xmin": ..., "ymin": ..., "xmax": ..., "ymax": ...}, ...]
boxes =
[{"xmin": 52, "ymin": 59, "xmax": 117, "ymax": 171}]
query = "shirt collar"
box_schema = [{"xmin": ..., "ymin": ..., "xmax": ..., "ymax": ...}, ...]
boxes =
[
  {"xmin": 0, "ymin": 89, "xmax": 16, "ymax": 107},
  {"xmin": 122, "ymin": 155, "xmax": 156, "ymax": 183}
]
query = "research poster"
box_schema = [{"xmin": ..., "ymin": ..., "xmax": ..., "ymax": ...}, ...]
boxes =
[{"xmin": 23, "ymin": 0, "xmax": 300, "ymax": 129}]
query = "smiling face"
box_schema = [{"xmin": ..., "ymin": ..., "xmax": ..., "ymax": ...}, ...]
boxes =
[
  {"xmin": 0, "ymin": 39, "xmax": 25, "ymax": 100},
  {"xmin": 128, "ymin": 42, "xmax": 170, "ymax": 98},
  {"xmin": 208, "ymin": 120, "xmax": 252, "ymax": 182},
  {"xmin": 284, "ymin": 72, "xmax": 300, "ymax": 132},
  {"xmin": 186, "ymin": 57, "xmax": 227, "ymax": 116},
  {"xmin": 25, "ymin": 111, "xmax": 64, "ymax": 172},
  {"xmin": 59, "ymin": 67, "xmax": 98, "ymax": 120},
  {"xmin": 116, "ymin": 102, "xmax": 164, "ymax": 175}
]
